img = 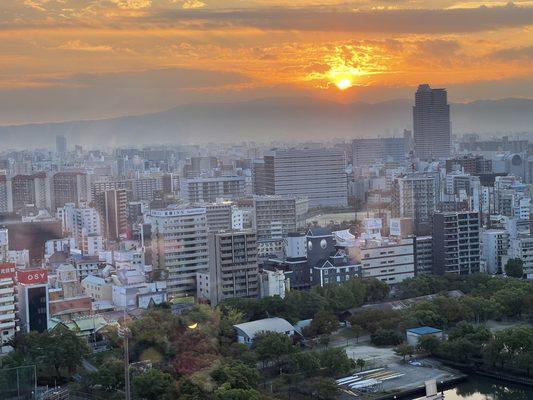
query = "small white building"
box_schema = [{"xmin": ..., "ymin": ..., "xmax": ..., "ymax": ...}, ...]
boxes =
[
  {"xmin": 406, "ymin": 326, "xmax": 444, "ymax": 346},
  {"xmin": 233, "ymin": 317, "xmax": 295, "ymax": 346}
]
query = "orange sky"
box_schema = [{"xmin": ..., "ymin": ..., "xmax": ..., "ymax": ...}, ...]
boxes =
[{"xmin": 0, "ymin": 0, "xmax": 532, "ymax": 123}]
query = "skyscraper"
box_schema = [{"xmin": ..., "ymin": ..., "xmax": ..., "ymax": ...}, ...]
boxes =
[
  {"xmin": 56, "ymin": 135, "xmax": 67, "ymax": 156},
  {"xmin": 413, "ymin": 84, "xmax": 451, "ymax": 160}
]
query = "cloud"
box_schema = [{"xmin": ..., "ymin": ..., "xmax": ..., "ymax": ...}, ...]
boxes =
[
  {"xmin": 182, "ymin": 0, "xmax": 206, "ymax": 9},
  {"xmin": 143, "ymin": 4, "xmax": 533, "ymax": 34},
  {"xmin": 490, "ymin": 45, "xmax": 533, "ymax": 61},
  {"xmin": 55, "ymin": 40, "xmax": 113, "ymax": 52},
  {"xmin": 109, "ymin": 0, "xmax": 152, "ymax": 10}
]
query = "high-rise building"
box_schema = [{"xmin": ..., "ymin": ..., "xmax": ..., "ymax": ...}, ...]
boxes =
[
  {"xmin": 432, "ymin": 211, "xmax": 480, "ymax": 275},
  {"xmin": 205, "ymin": 202, "xmax": 233, "ymax": 232},
  {"xmin": 352, "ymin": 138, "xmax": 406, "ymax": 168},
  {"xmin": 146, "ymin": 206, "xmax": 209, "ymax": 298},
  {"xmin": 482, "ymin": 229, "xmax": 509, "ymax": 275},
  {"xmin": 96, "ymin": 189, "xmax": 128, "ymax": 242},
  {"xmin": 413, "ymin": 84, "xmax": 451, "ymax": 160},
  {"xmin": 0, "ymin": 171, "xmax": 12, "ymax": 213},
  {"xmin": 391, "ymin": 173, "xmax": 437, "ymax": 236},
  {"xmin": 56, "ymin": 135, "xmax": 67, "ymax": 156},
  {"xmin": 11, "ymin": 172, "xmax": 52, "ymax": 212},
  {"xmin": 198, "ymin": 230, "xmax": 259, "ymax": 306},
  {"xmin": 0, "ymin": 264, "xmax": 17, "ymax": 354},
  {"xmin": 263, "ymin": 148, "xmax": 347, "ymax": 208},
  {"xmin": 52, "ymin": 172, "xmax": 91, "ymax": 210},
  {"xmin": 253, "ymin": 195, "xmax": 308, "ymax": 241}
]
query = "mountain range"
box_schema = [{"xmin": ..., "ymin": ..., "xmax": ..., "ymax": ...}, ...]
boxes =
[{"xmin": 0, "ymin": 97, "xmax": 531, "ymax": 148}]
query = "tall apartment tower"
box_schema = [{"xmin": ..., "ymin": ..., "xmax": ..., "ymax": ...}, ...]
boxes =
[
  {"xmin": 253, "ymin": 195, "xmax": 309, "ymax": 241},
  {"xmin": 146, "ymin": 206, "xmax": 209, "ymax": 298},
  {"xmin": 52, "ymin": 172, "xmax": 91, "ymax": 210},
  {"xmin": 56, "ymin": 135, "xmax": 67, "ymax": 155},
  {"xmin": 413, "ymin": 84, "xmax": 451, "ymax": 160},
  {"xmin": 200, "ymin": 230, "xmax": 259, "ymax": 306},
  {"xmin": 11, "ymin": 172, "xmax": 52, "ymax": 212},
  {"xmin": 391, "ymin": 173, "xmax": 437, "ymax": 236},
  {"xmin": 263, "ymin": 148, "xmax": 347, "ymax": 208},
  {"xmin": 432, "ymin": 211, "xmax": 480, "ymax": 275},
  {"xmin": 96, "ymin": 189, "xmax": 128, "ymax": 242}
]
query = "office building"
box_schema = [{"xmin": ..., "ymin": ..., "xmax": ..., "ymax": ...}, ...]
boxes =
[
  {"xmin": 205, "ymin": 202, "xmax": 233, "ymax": 232},
  {"xmin": 146, "ymin": 206, "xmax": 209, "ymax": 298},
  {"xmin": 414, "ymin": 236, "xmax": 433, "ymax": 275},
  {"xmin": 0, "ymin": 172, "xmax": 11, "ymax": 213},
  {"xmin": 352, "ymin": 138, "xmax": 406, "ymax": 168},
  {"xmin": 433, "ymin": 211, "xmax": 480, "ymax": 275},
  {"xmin": 413, "ymin": 84, "xmax": 451, "ymax": 160},
  {"xmin": 17, "ymin": 268, "xmax": 50, "ymax": 333},
  {"xmin": 199, "ymin": 230, "xmax": 259, "ymax": 306},
  {"xmin": 263, "ymin": 148, "xmax": 347, "ymax": 208}
]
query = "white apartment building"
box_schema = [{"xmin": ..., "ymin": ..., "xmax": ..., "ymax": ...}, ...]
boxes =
[
  {"xmin": 0, "ymin": 269, "xmax": 17, "ymax": 354},
  {"xmin": 508, "ymin": 234, "xmax": 533, "ymax": 278},
  {"xmin": 482, "ymin": 229, "xmax": 509, "ymax": 275},
  {"xmin": 57, "ymin": 203, "xmax": 102, "ymax": 254},
  {"xmin": 146, "ymin": 206, "xmax": 209, "ymax": 298},
  {"xmin": 253, "ymin": 195, "xmax": 308, "ymax": 241},
  {"xmin": 180, "ymin": 176, "xmax": 245, "ymax": 203}
]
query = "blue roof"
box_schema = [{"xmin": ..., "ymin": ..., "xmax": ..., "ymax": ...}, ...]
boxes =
[{"xmin": 407, "ymin": 326, "xmax": 442, "ymax": 335}]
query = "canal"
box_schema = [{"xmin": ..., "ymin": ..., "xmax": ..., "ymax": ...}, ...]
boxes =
[{"xmin": 413, "ymin": 376, "xmax": 533, "ymax": 400}]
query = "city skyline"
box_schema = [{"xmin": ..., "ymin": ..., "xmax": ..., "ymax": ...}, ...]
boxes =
[{"xmin": 0, "ymin": 1, "xmax": 532, "ymax": 124}]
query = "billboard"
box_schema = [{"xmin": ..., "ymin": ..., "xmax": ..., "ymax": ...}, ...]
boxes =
[
  {"xmin": 16, "ymin": 268, "xmax": 48, "ymax": 285},
  {"xmin": 0, "ymin": 263, "xmax": 16, "ymax": 280}
]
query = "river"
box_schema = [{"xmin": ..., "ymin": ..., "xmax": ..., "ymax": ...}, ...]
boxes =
[{"xmin": 413, "ymin": 376, "xmax": 533, "ymax": 400}]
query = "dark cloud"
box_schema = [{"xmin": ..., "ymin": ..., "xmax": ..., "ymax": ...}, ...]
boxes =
[
  {"xmin": 139, "ymin": 4, "xmax": 533, "ymax": 34},
  {"xmin": 490, "ymin": 45, "xmax": 533, "ymax": 61}
]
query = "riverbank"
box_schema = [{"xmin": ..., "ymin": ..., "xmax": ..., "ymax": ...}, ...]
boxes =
[{"xmin": 372, "ymin": 374, "xmax": 466, "ymax": 399}]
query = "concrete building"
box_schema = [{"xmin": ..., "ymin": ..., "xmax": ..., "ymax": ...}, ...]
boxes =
[
  {"xmin": 482, "ymin": 229, "xmax": 509, "ymax": 275},
  {"xmin": 200, "ymin": 230, "xmax": 259, "ymax": 306},
  {"xmin": 205, "ymin": 202, "xmax": 233, "ymax": 232},
  {"xmin": 415, "ymin": 236, "xmax": 433, "ymax": 275},
  {"xmin": 406, "ymin": 326, "xmax": 444, "ymax": 346},
  {"xmin": 352, "ymin": 137, "xmax": 406, "ymax": 168},
  {"xmin": 96, "ymin": 189, "xmax": 128, "ymax": 242},
  {"xmin": 253, "ymin": 195, "xmax": 308, "ymax": 241},
  {"xmin": 355, "ymin": 236, "xmax": 415, "ymax": 284},
  {"xmin": 0, "ymin": 264, "xmax": 17, "ymax": 354},
  {"xmin": 180, "ymin": 176, "xmax": 245, "ymax": 203},
  {"xmin": 432, "ymin": 211, "xmax": 480, "ymax": 275},
  {"xmin": 259, "ymin": 268, "xmax": 289, "ymax": 299},
  {"xmin": 391, "ymin": 173, "xmax": 437, "ymax": 236},
  {"xmin": 52, "ymin": 172, "xmax": 91, "ymax": 210},
  {"xmin": 263, "ymin": 148, "xmax": 347, "ymax": 208},
  {"xmin": 146, "ymin": 206, "xmax": 209, "ymax": 298},
  {"xmin": 11, "ymin": 172, "xmax": 52, "ymax": 212},
  {"xmin": 413, "ymin": 84, "xmax": 451, "ymax": 160}
]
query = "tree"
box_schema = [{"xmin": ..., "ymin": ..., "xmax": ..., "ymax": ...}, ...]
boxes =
[
  {"xmin": 307, "ymin": 310, "xmax": 338, "ymax": 337},
  {"xmin": 355, "ymin": 358, "xmax": 366, "ymax": 372},
  {"xmin": 370, "ymin": 329, "xmax": 403, "ymax": 346},
  {"xmin": 417, "ymin": 335, "xmax": 441, "ymax": 356},
  {"xmin": 505, "ymin": 258, "xmax": 524, "ymax": 278},
  {"xmin": 288, "ymin": 352, "xmax": 321, "ymax": 377},
  {"xmin": 251, "ymin": 332, "xmax": 293, "ymax": 368},
  {"xmin": 394, "ymin": 343, "xmax": 415, "ymax": 362},
  {"xmin": 215, "ymin": 387, "xmax": 260, "ymax": 400},
  {"xmin": 88, "ymin": 359, "xmax": 124, "ymax": 394},
  {"xmin": 211, "ymin": 361, "xmax": 259, "ymax": 390},
  {"xmin": 350, "ymin": 323, "xmax": 363, "ymax": 343},
  {"xmin": 132, "ymin": 368, "xmax": 176, "ymax": 400},
  {"xmin": 319, "ymin": 334, "xmax": 331, "ymax": 349},
  {"xmin": 298, "ymin": 377, "xmax": 339, "ymax": 400},
  {"xmin": 320, "ymin": 348, "xmax": 352, "ymax": 376}
]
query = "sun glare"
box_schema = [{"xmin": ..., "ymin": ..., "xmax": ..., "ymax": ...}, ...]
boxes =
[{"xmin": 336, "ymin": 78, "xmax": 353, "ymax": 90}]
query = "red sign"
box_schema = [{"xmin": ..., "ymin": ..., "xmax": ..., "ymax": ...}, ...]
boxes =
[
  {"xmin": 0, "ymin": 263, "xmax": 16, "ymax": 280},
  {"xmin": 16, "ymin": 269, "xmax": 48, "ymax": 285}
]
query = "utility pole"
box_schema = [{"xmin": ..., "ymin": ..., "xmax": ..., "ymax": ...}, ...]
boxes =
[{"xmin": 118, "ymin": 313, "xmax": 131, "ymax": 400}]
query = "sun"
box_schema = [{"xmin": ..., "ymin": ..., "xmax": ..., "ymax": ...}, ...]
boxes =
[{"xmin": 336, "ymin": 78, "xmax": 353, "ymax": 90}]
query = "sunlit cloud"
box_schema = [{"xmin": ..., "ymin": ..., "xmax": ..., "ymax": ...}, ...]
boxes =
[
  {"xmin": 55, "ymin": 40, "xmax": 113, "ymax": 52},
  {"xmin": 181, "ymin": 0, "xmax": 206, "ymax": 9}
]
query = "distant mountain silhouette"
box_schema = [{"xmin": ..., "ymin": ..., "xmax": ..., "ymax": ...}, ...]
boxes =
[{"xmin": 0, "ymin": 97, "xmax": 531, "ymax": 148}]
